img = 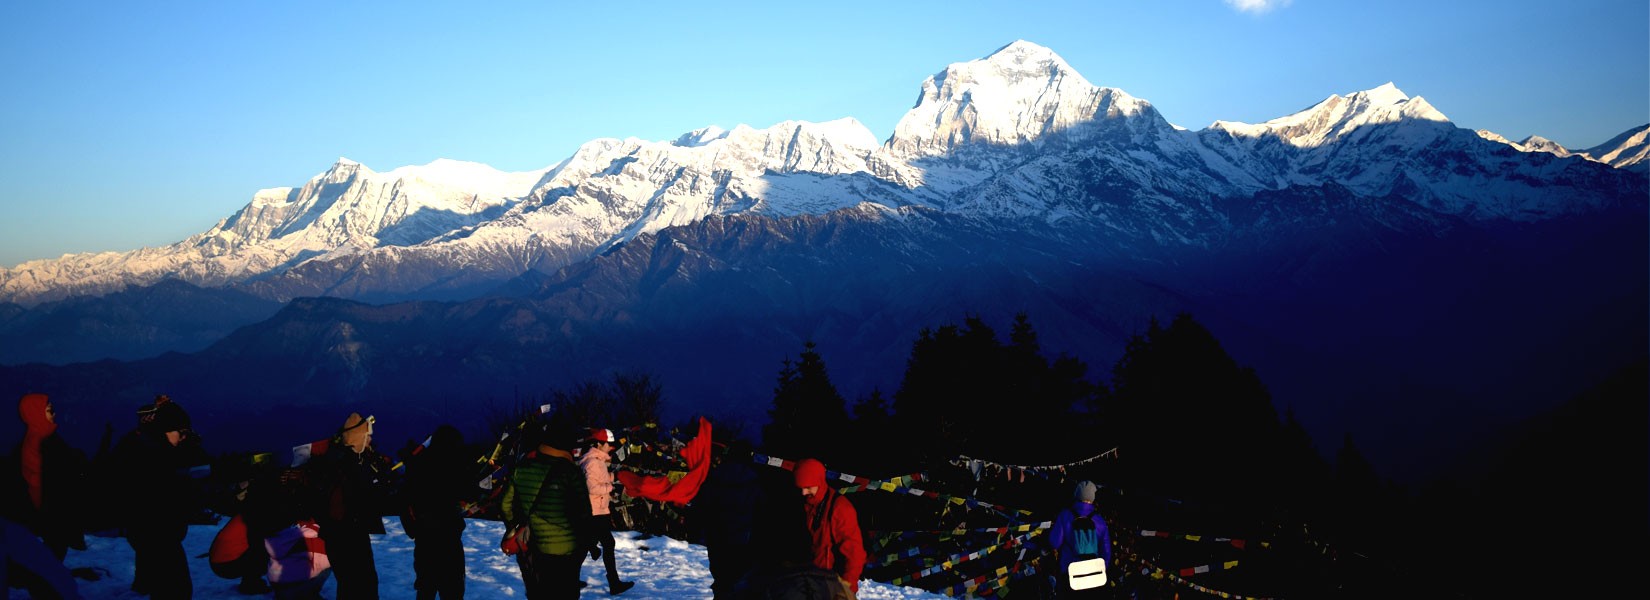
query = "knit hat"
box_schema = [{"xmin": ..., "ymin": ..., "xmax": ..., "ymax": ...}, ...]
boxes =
[
  {"xmin": 340, "ymin": 413, "xmax": 373, "ymax": 453},
  {"xmin": 140, "ymin": 395, "xmax": 191, "ymax": 434},
  {"xmin": 1074, "ymin": 480, "xmax": 1098, "ymax": 503},
  {"xmin": 794, "ymin": 458, "xmax": 827, "ymax": 489},
  {"xmin": 529, "ymin": 416, "xmax": 583, "ymax": 450}
]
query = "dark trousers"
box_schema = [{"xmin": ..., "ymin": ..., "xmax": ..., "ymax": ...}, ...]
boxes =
[
  {"xmin": 322, "ymin": 529, "xmax": 378, "ymax": 600},
  {"xmin": 413, "ymin": 527, "xmax": 465, "ymax": 600},
  {"xmin": 129, "ymin": 530, "xmax": 191, "ymax": 600},
  {"xmin": 585, "ymin": 514, "xmax": 623, "ymax": 585},
  {"xmin": 706, "ymin": 542, "xmax": 755, "ymax": 599},
  {"xmin": 517, "ymin": 551, "xmax": 582, "ymax": 600},
  {"xmin": 1058, "ymin": 573, "xmax": 1110, "ymax": 599}
]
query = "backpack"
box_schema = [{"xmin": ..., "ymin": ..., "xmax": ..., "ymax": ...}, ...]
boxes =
[
  {"xmin": 1067, "ymin": 514, "xmax": 1107, "ymax": 590},
  {"xmin": 208, "ymin": 514, "xmax": 250, "ymax": 579},
  {"xmin": 265, "ymin": 519, "xmax": 329, "ymax": 584},
  {"xmin": 742, "ymin": 565, "xmax": 854, "ymax": 600}
]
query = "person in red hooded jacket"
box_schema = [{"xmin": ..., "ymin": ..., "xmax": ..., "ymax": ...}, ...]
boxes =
[
  {"xmin": 792, "ymin": 458, "xmax": 865, "ymax": 596},
  {"xmin": 13, "ymin": 393, "xmax": 88, "ymax": 560}
]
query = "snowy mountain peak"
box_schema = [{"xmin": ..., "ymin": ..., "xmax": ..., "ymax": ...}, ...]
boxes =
[
  {"xmin": 674, "ymin": 125, "xmax": 729, "ymax": 147},
  {"xmin": 980, "ymin": 39, "xmax": 1079, "ymax": 76},
  {"xmin": 886, "ymin": 40, "xmax": 1156, "ymax": 157},
  {"xmin": 1478, "ymin": 131, "xmax": 1581, "ymax": 158},
  {"xmin": 1210, "ymin": 83, "xmax": 1449, "ymax": 148},
  {"xmin": 320, "ymin": 157, "xmax": 370, "ymax": 184},
  {"xmin": 1581, "ymin": 123, "xmax": 1650, "ymax": 171},
  {"xmin": 1517, "ymin": 135, "xmax": 1573, "ymax": 156},
  {"xmin": 1475, "ymin": 129, "xmax": 1515, "ymax": 145},
  {"xmin": 1, "ymin": 43, "xmax": 1642, "ymax": 307},
  {"xmin": 1358, "ymin": 82, "xmax": 1408, "ymax": 106}
]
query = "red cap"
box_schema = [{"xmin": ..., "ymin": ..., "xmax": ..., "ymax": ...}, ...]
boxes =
[{"xmin": 589, "ymin": 428, "xmax": 618, "ymax": 443}]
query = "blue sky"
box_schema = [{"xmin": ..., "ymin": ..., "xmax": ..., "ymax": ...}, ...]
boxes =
[{"xmin": 1, "ymin": 0, "xmax": 1645, "ymax": 268}]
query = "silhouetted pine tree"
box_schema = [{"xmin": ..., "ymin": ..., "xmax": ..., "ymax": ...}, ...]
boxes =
[
  {"xmin": 890, "ymin": 324, "xmax": 973, "ymax": 469},
  {"xmin": 762, "ymin": 341, "xmax": 850, "ymax": 465},
  {"xmin": 891, "ymin": 315, "xmax": 1101, "ymax": 469},
  {"xmin": 1103, "ymin": 313, "xmax": 1286, "ymax": 514},
  {"xmin": 844, "ymin": 389, "xmax": 892, "ymax": 473}
]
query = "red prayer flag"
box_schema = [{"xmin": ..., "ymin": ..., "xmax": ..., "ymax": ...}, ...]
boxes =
[{"xmin": 616, "ymin": 417, "xmax": 713, "ymax": 506}]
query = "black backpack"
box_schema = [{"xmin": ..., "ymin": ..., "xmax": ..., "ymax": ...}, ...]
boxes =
[{"xmin": 1070, "ymin": 514, "xmax": 1101, "ymax": 560}]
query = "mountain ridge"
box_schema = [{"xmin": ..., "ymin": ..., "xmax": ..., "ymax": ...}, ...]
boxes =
[{"xmin": 1, "ymin": 41, "xmax": 1641, "ymax": 307}]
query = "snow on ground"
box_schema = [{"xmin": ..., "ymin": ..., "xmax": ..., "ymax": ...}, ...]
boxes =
[{"xmin": 42, "ymin": 516, "xmax": 950, "ymax": 599}]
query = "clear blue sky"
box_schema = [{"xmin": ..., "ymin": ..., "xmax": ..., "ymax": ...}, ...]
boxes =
[{"xmin": 1, "ymin": 0, "xmax": 1645, "ymax": 268}]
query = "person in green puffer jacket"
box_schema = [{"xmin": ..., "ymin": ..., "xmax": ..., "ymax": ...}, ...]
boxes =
[{"xmin": 503, "ymin": 416, "xmax": 593, "ymax": 599}]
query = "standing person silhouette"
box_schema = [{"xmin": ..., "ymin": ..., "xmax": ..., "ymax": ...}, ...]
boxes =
[
  {"xmin": 113, "ymin": 395, "xmax": 207, "ymax": 600},
  {"xmin": 307, "ymin": 413, "xmax": 391, "ymax": 600},
  {"xmin": 690, "ymin": 439, "xmax": 761, "ymax": 598},
  {"xmin": 404, "ymin": 424, "xmax": 471, "ymax": 600}
]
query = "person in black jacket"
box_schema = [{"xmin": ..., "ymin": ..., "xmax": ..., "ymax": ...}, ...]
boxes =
[
  {"xmin": 691, "ymin": 439, "xmax": 761, "ymax": 599},
  {"xmin": 403, "ymin": 424, "xmax": 472, "ymax": 600},
  {"xmin": 113, "ymin": 395, "xmax": 208, "ymax": 600},
  {"xmin": 305, "ymin": 412, "xmax": 392, "ymax": 600}
]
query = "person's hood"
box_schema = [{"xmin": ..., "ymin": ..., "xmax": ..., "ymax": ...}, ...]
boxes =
[
  {"xmin": 18, "ymin": 393, "xmax": 54, "ymax": 437},
  {"xmin": 796, "ymin": 458, "xmax": 829, "ymax": 505},
  {"xmin": 583, "ymin": 444, "xmax": 612, "ymax": 462}
]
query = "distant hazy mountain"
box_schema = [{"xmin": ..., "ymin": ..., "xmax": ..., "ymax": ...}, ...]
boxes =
[{"xmin": 0, "ymin": 278, "xmax": 281, "ymax": 364}]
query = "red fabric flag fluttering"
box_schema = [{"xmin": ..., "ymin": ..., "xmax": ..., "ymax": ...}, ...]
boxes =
[{"xmin": 617, "ymin": 417, "xmax": 713, "ymax": 506}]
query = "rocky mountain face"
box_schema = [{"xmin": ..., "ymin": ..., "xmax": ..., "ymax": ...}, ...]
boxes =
[
  {"xmin": 1, "ymin": 41, "xmax": 1640, "ymax": 309},
  {"xmin": 0, "ymin": 41, "xmax": 1643, "ymax": 481}
]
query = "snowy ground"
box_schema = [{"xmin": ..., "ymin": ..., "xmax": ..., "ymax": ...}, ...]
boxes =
[{"xmin": 38, "ymin": 516, "xmax": 950, "ymax": 599}]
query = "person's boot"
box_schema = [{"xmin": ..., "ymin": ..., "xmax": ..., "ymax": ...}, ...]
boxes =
[
  {"xmin": 237, "ymin": 576, "xmax": 272, "ymax": 594},
  {"xmin": 608, "ymin": 580, "xmax": 635, "ymax": 595}
]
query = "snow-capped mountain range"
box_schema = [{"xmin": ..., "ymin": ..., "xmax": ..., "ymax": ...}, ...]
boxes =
[{"xmin": 0, "ymin": 40, "xmax": 1642, "ymax": 306}]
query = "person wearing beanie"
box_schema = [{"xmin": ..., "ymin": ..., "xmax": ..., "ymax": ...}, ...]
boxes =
[
  {"xmin": 503, "ymin": 415, "xmax": 594, "ymax": 599},
  {"xmin": 306, "ymin": 412, "xmax": 392, "ymax": 600},
  {"xmin": 578, "ymin": 427, "xmax": 635, "ymax": 595},
  {"xmin": 792, "ymin": 457, "xmax": 866, "ymax": 596},
  {"xmin": 1047, "ymin": 479, "xmax": 1113, "ymax": 598},
  {"xmin": 12, "ymin": 393, "xmax": 89, "ymax": 560},
  {"xmin": 111, "ymin": 394, "xmax": 207, "ymax": 599}
]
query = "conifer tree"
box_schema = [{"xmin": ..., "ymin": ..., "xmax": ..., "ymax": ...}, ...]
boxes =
[
  {"xmin": 763, "ymin": 341, "xmax": 850, "ymax": 464},
  {"xmin": 610, "ymin": 370, "xmax": 663, "ymax": 427},
  {"xmin": 1105, "ymin": 313, "xmax": 1284, "ymax": 509},
  {"xmin": 844, "ymin": 389, "xmax": 892, "ymax": 473}
]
